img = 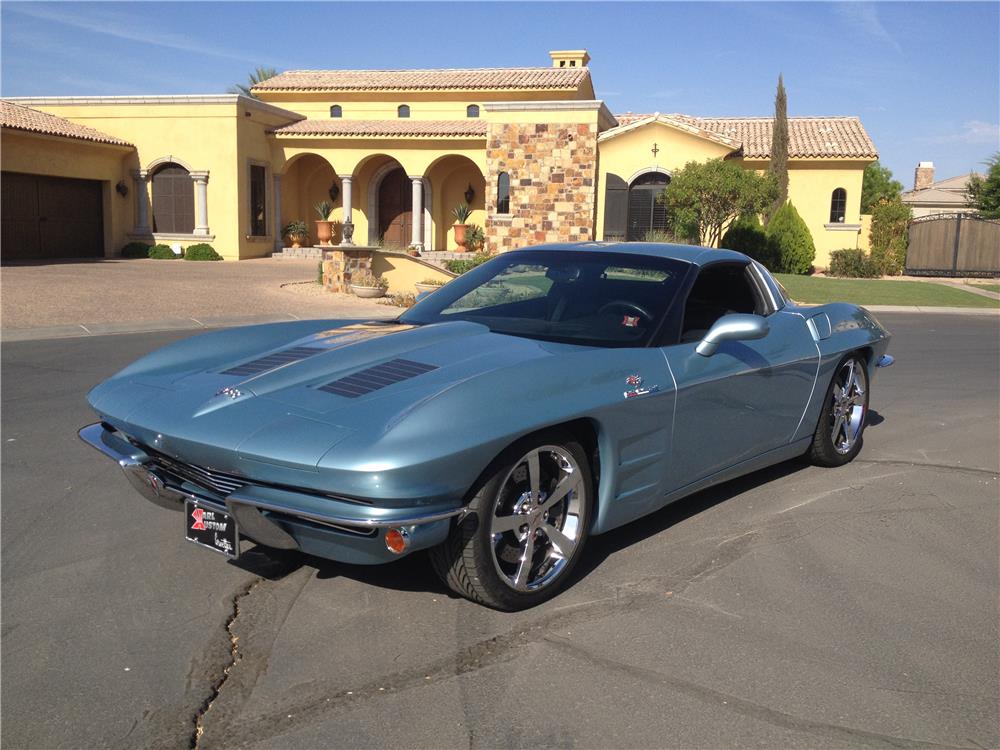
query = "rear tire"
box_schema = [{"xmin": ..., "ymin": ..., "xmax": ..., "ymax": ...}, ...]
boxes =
[
  {"xmin": 808, "ymin": 354, "xmax": 870, "ymax": 467},
  {"xmin": 429, "ymin": 430, "xmax": 593, "ymax": 611}
]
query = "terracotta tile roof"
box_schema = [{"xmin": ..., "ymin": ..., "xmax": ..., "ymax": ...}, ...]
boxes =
[
  {"xmin": 271, "ymin": 119, "xmax": 487, "ymax": 138},
  {"xmin": 609, "ymin": 113, "xmax": 877, "ymax": 159},
  {"xmin": 253, "ymin": 67, "xmax": 590, "ymax": 92},
  {"xmin": 0, "ymin": 99, "xmax": 132, "ymax": 146}
]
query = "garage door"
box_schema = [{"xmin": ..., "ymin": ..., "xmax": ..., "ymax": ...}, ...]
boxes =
[{"xmin": 1, "ymin": 172, "xmax": 104, "ymax": 261}]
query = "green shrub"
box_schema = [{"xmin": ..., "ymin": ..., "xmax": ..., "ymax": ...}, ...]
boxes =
[
  {"xmin": 828, "ymin": 248, "xmax": 879, "ymax": 278},
  {"xmin": 445, "ymin": 252, "xmax": 492, "ymax": 275},
  {"xmin": 183, "ymin": 243, "xmax": 222, "ymax": 261},
  {"xmin": 721, "ymin": 214, "xmax": 781, "ymax": 269},
  {"xmin": 120, "ymin": 241, "xmax": 152, "ymax": 259},
  {"xmin": 465, "ymin": 223, "xmax": 486, "ymax": 253},
  {"xmin": 148, "ymin": 244, "xmax": 178, "ymax": 259},
  {"xmin": 766, "ymin": 201, "xmax": 815, "ymax": 274},
  {"xmin": 868, "ymin": 198, "xmax": 910, "ymax": 276}
]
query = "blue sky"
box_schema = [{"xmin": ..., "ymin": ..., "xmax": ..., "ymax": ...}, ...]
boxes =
[{"xmin": 2, "ymin": 1, "xmax": 997, "ymax": 187}]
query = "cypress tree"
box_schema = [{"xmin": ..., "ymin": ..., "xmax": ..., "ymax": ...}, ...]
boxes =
[{"xmin": 767, "ymin": 74, "xmax": 789, "ymax": 223}]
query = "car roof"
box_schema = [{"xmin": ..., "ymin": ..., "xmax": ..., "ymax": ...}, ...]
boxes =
[{"xmin": 506, "ymin": 242, "xmax": 748, "ymax": 267}]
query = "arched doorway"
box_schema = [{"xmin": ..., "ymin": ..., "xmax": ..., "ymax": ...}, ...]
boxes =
[
  {"xmin": 378, "ymin": 167, "xmax": 412, "ymax": 247},
  {"xmin": 626, "ymin": 171, "xmax": 670, "ymax": 241}
]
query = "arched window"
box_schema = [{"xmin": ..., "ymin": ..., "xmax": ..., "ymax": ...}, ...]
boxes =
[
  {"xmin": 397, "ymin": 104, "xmax": 410, "ymax": 118},
  {"xmin": 466, "ymin": 104, "xmax": 480, "ymax": 118},
  {"xmin": 829, "ymin": 188, "xmax": 847, "ymax": 223},
  {"xmin": 329, "ymin": 105, "xmax": 342, "ymax": 118},
  {"xmin": 151, "ymin": 162, "xmax": 194, "ymax": 234},
  {"xmin": 626, "ymin": 172, "xmax": 670, "ymax": 240},
  {"xmin": 496, "ymin": 172, "xmax": 510, "ymax": 214}
]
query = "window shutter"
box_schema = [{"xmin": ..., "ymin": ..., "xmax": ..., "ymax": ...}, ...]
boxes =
[{"xmin": 603, "ymin": 172, "xmax": 627, "ymax": 240}]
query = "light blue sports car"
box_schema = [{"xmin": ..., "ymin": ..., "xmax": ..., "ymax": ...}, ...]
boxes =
[{"xmin": 80, "ymin": 243, "xmax": 893, "ymax": 610}]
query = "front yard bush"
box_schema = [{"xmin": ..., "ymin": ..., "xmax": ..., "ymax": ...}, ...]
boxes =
[
  {"xmin": 868, "ymin": 198, "xmax": 911, "ymax": 276},
  {"xmin": 721, "ymin": 214, "xmax": 781, "ymax": 269},
  {"xmin": 445, "ymin": 252, "xmax": 492, "ymax": 274},
  {"xmin": 766, "ymin": 201, "xmax": 815, "ymax": 274},
  {"xmin": 120, "ymin": 241, "xmax": 152, "ymax": 259},
  {"xmin": 148, "ymin": 244, "xmax": 178, "ymax": 259},
  {"xmin": 828, "ymin": 248, "xmax": 879, "ymax": 278},
  {"xmin": 183, "ymin": 243, "xmax": 223, "ymax": 261}
]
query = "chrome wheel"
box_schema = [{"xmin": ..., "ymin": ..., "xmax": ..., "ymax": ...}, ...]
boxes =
[
  {"xmin": 489, "ymin": 445, "xmax": 585, "ymax": 592},
  {"xmin": 830, "ymin": 358, "xmax": 868, "ymax": 455}
]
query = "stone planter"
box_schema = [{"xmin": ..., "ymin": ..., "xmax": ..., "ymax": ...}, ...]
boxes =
[
  {"xmin": 287, "ymin": 234, "xmax": 306, "ymax": 249},
  {"xmin": 350, "ymin": 284, "xmax": 385, "ymax": 298},
  {"xmin": 414, "ymin": 282, "xmax": 442, "ymax": 295},
  {"xmin": 314, "ymin": 220, "xmax": 334, "ymax": 246}
]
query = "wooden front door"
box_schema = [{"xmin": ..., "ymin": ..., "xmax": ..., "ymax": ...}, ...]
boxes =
[
  {"xmin": 1, "ymin": 172, "xmax": 104, "ymax": 261},
  {"xmin": 378, "ymin": 167, "xmax": 412, "ymax": 247}
]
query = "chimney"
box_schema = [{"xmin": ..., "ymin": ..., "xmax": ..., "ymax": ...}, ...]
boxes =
[
  {"xmin": 549, "ymin": 50, "xmax": 590, "ymax": 69},
  {"xmin": 914, "ymin": 161, "xmax": 935, "ymax": 190}
]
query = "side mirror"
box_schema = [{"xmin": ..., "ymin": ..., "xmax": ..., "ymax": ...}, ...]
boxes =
[{"xmin": 696, "ymin": 314, "xmax": 769, "ymax": 356}]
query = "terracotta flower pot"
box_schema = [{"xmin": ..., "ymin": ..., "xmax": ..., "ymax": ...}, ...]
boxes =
[
  {"xmin": 453, "ymin": 223, "xmax": 469, "ymax": 251},
  {"xmin": 315, "ymin": 220, "xmax": 334, "ymax": 246}
]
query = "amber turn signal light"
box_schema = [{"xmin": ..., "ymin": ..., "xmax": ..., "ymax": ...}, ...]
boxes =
[{"xmin": 385, "ymin": 527, "xmax": 409, "ymax": 554}]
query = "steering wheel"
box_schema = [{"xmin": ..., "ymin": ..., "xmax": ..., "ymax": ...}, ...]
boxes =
[{"xmin": 597, "ymin": 300, "xmax": 653, "ymax": 323}]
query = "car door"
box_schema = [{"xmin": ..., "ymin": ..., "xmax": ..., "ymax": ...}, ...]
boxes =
[{"xmin": 660, "ymin": 261, "xmax": 818, "ymax": 490}]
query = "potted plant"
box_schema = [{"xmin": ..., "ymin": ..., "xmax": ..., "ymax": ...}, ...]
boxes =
[
  {"xmin": 414, "ymin": 278, "xmax": 445, "ymax": 295},
  {"xmin": 314, "ymin": 200, "xmax": 334, "ymax": 246},
  {"xmin": 282, "ymin": 220, "xmax": 308, "ymax": 249},
  {"xmin": 451, "ymin": 203, "xmax": 473, "ymax": 251},
  {"xmin": 465, "ymin": 224, "xmax": 485, "ymax": 253},
  {"xmin": 349, "ymin": 272, "xmax": 389, "ymax": 298}
]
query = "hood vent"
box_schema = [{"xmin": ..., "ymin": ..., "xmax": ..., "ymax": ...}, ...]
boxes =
[
  {"xmin": 221, "ymin": 346, "xmax": 326, "ymax": 377},
  {"xmin": 319, "ymin": 358, "xmax": 438, "ymax": 398}
]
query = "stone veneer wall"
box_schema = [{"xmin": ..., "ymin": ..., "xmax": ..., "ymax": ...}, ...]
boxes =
[
  {"xmin": 485, "ymin": 122, "xmax": 599, "ymax": 252},
  {"xmin": 322, "ymin": 247, "xmax": 374, "ymax": 292}
]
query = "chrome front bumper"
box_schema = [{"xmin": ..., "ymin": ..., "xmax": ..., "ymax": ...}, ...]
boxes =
[{"xmin": 78, "ymin": 423, "xmax": 464, "ymax": 563}]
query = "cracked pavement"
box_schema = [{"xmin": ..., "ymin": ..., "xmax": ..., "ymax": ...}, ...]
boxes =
[{"xmin": 2, "ymin": 312, "xmax": 998, "ymax": 749}]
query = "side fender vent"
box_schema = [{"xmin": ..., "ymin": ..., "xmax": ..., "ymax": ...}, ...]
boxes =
[
  {"xmin": 221, "ymin": 346, "xmax": 325, "ymax": 377},
  {"xmin": 319, "ymin": 358, "xmax": 438, "ymax": 398}
]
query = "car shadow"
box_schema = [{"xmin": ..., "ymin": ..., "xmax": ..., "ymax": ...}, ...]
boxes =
[{"xmin": 230, "ymin": 454, "xmax": 821, "ymax": 603}]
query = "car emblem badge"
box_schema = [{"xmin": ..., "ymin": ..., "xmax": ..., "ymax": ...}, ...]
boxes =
[
  {"xmin": 624, "ymin": 374, "xmax": 659, "ymax": 399},
  {"xmin": 622, "ymin": 315, "xmax": 640, "ymax": 328},
  {"xmin": 216, "ymin": 386, "xmax": 243, "ymax": 399},
  {"xmin": 190, "ymin": 507, "xmax": 206, "ymax": 531}
]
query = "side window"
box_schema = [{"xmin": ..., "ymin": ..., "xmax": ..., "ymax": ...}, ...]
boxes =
[
  {"xmin": 329, "ymin": 105, "xmax": 342, "ymax": 118},
  {"xmin": 679, "ymin": 264, "xmax": 764, "ymax": 343},
  {"xmin": 466, "ymin": 104, "xmax": 480, "ymax": 118},
  {"xmin": 397, "ymin": 104, "xmax": 410, "ymax": 118},
  {"xmin": 496, "ymin": 172, "xmax": 511, "ymax": 214},
  {"xmin": 829, "ymin": 188, "xmax": 847, "ymax": 223}
]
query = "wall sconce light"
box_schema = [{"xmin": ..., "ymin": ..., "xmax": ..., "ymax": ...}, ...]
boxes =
[
  {"xmin": 464, "ymin": 184, "xmax": 475, "ymax": 204},
  {"xmin": 116, "ymin": 181, "xmax": 129, "ymax": 197},
  {"xmin": 329, "ymin": 182, "xmax": 341, "ymax": 203}
]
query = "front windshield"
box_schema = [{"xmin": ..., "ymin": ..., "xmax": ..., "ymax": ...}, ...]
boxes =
[{"xmin": 400, "ymin": 250, "xmax": 689, "ymax": 347}]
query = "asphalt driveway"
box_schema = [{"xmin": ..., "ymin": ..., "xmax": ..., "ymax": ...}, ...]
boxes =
[{"xmin": 1, "ymin": 312, "xmax": 997, "ymax": 749}]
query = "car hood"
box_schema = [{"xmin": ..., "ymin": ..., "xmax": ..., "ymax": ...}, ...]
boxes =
[{"xmin": 88, "ymin": 320, "xmax": 582, "ymax": 472}]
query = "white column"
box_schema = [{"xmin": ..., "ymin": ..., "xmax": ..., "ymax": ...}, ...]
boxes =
[
  {"xmin": 410, "ymin": 176, "xmax": 423, "ymax": 251},
  {"xmin": 191, "ymin": 171, "xmax": 210, "ymax": 236},
  {"xmin": 272, "ymin": 174, "xmax": 283, "ymax": 252},
  {"xmin": 131, "ymin": 169, "xmax": 150, "ymax": 233},
  {"xmin": 340, "ymin": 174, "xmax": 354, "ymax": 246}
]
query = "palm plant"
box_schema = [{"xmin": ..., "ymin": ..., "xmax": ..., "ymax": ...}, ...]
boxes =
[
  {"xmin": 314, "ymin": 200, "xmax": 333, "ymax": 220},
  {"xmin": 229, "ymin": 67, "xmax": 279, "ymax": 99},
  {"xmin": 451, "ymin": 203, "xmax": 473, "ymax": 223}
]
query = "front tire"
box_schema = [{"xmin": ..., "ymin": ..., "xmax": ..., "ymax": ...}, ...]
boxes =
[
  {"xmin": 429, "ymin": 430, "xmax": 593, "ymax": 611},
  {"xmin": 808, "ymin": 354, "xmax": 870, "ymax": 467}
]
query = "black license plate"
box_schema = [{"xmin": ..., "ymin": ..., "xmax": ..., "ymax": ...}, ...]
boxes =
[{"xmin": 185, "ymin": 500, "xmax": 239, "ymax": 558}]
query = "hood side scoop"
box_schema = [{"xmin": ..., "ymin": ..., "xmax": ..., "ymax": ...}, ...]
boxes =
[
  {"xmin": 318, "ymin": 359, "xmax": 438, "ymax": 399},
  {"xmin": 221, "ymin": 346, "xmax": 326, "ymax": 377}
]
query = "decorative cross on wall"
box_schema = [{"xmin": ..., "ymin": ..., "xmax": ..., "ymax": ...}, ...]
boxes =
[{"xmin": 651, "ymin": 143, "xmax": 660, "ymax": 157}]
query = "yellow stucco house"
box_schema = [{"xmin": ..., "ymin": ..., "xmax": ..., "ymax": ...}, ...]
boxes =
[{"xmin": 0, "ymin": 49, "xmax": 877, "ymax": 268}]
